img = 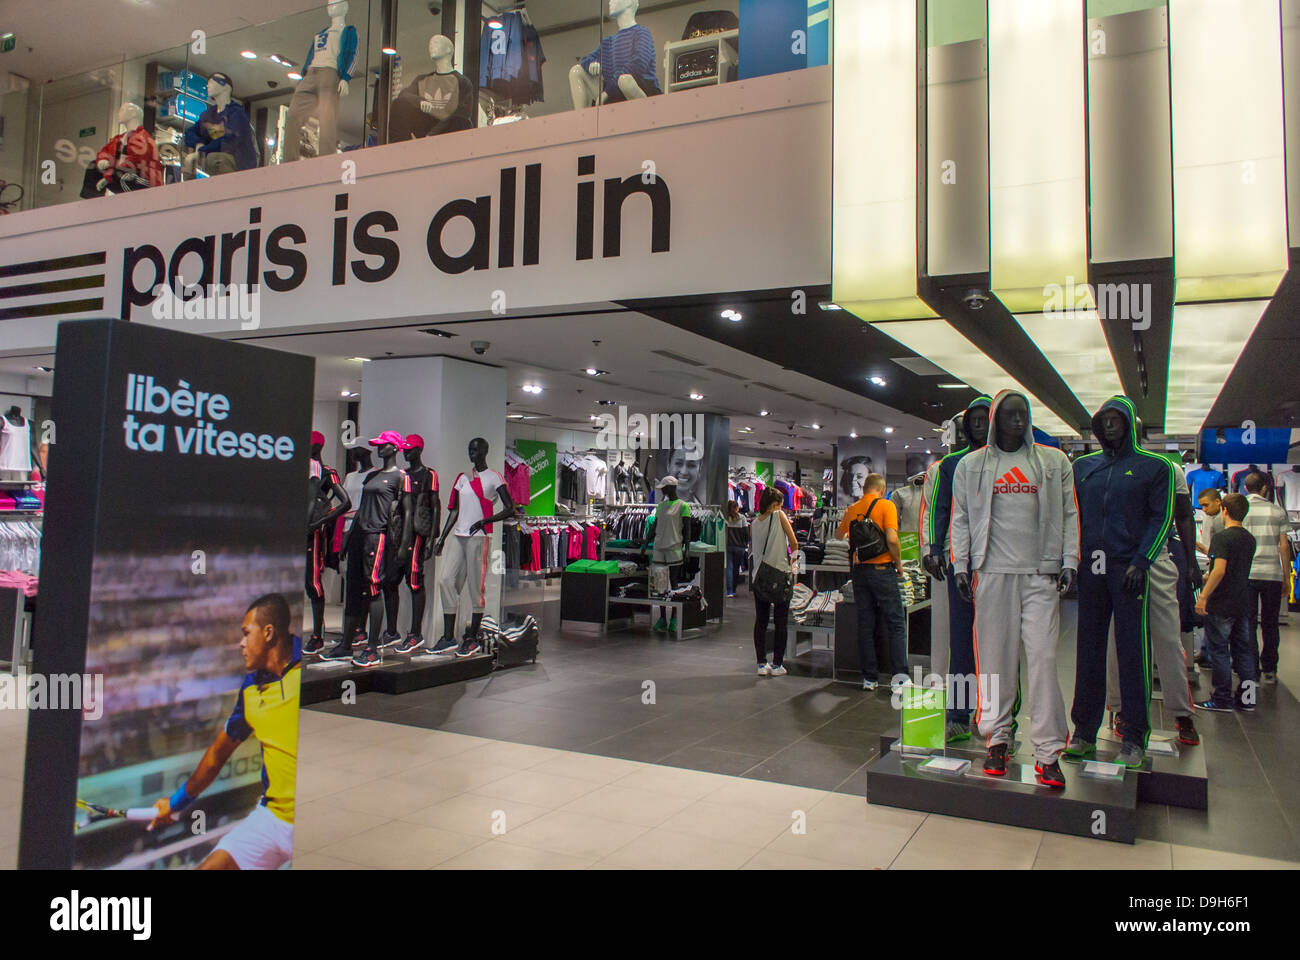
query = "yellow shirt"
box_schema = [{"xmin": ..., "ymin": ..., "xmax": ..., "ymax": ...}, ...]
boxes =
[{"xmin": 225, "ymin": 638, "xmax": 301, "ymax": 824}]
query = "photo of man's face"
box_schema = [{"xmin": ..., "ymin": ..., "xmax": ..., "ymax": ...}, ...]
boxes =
[{"xmin": 669, "ymin": 447, "xmax": 702, "ymax": 502}]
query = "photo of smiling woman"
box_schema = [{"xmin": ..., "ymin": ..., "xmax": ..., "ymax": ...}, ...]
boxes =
[{"xmin": 840, "ymin": 455, "xmax": 874, "ymax": 502}]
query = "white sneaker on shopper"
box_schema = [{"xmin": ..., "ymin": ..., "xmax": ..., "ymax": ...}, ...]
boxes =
[
  {"xmin": 862, "ymin": 679, "xmax": 878, "ymax": 691},
  {"xmin": 769, "ymin": 664, "xmax": 788, "ymax": 677},
  {"xmin": 757, "ymin": 663, "xmax": 771, "ymax": 677}
]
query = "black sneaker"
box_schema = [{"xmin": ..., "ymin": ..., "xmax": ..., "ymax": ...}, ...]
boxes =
[
  {"xmin": 456, "ymin": 638, "xmax": 483, "ymax": 658},
  {"xmin": 1109, "ymin": 710, "xmax": 1127, "ymax": 741},
  {"xmin": 351, "ymin": 644, "xmax": 381, "ymax": 668},
  {"xmin": 394, "ymin": 633, "xmax": 425, "ymax": 654},
  {"xmin": 304, "ymin": 635, "xmax": 325, "ymax": 656},
  {"xmin": 320, "ymin": 642, "xmax": 353, "ymax": 662},
  {"xmin": 1175, "ymin": 715, "xmax": 1200, "ymax": 745},
  {"xmin": 984, "ymin": 743, "xmax": 1008, "ymax": 777},
  {"xmin": 1035, "ymin": 759, "xmax": 1066, "ymax": 789},
  {"xmin": 1193, "ymin": 652, "xmax": 1208, "ymax": 668},
  {"xmin": 378, "ymin": 630, "xmax": 403, "ymax": 650},
  {"xmin": 1234, "ymin": 697, "xmax": 1255, "ymax": 713},
  {"xmin": 429, "ymin": 635, "xmax": 458, "ymax": 655},
  {"xmin": 1194, "ymin": 698, "xmax": 1232, "ymax": 713}
]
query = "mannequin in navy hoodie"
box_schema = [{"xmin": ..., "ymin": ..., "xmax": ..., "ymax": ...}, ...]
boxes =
[
  {"xmin": 1066, "ymin": 396, "xmax": 1174, "ymax": 768},
  {"xmin": 922, "ymin": 394, "xmax": 991, "ymax": 742}
]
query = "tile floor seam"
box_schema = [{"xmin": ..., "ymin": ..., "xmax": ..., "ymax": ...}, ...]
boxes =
[{"xmin": 883, "ymin": 812, "xmax": 931, "ymax": 869}]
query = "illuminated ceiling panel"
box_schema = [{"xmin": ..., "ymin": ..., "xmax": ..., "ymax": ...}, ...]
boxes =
[
  {"xmin": 831, "ymin": 0, "xmax": 937, "ymax": 321},
  {"xmin": 875, "ymin": 319, "xmax": 1079, "ymax": 437},
  {"xmin": 1169, "ymin": 0, "xmax": 1288, "ymax": 301},
  {"xmin": 1013, "ymin": 311, "xmax": 1125, "ymax": 417},
  {"xmin": 1165, "ymin": 300, "xmax": 1269, "ymax": 434}
]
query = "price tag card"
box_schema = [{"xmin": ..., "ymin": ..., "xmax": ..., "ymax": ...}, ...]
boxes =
[
  {"xmin": 1080, "ymin": 760, "xmax": 1126, "ymax": 781},
  {"xmin": 1146, "ymin": 739, "xmax": 1179, "ymax": 758},
  {"xmin": 920, "ymin": 756, "xmax": 970, "ymax": 776}
]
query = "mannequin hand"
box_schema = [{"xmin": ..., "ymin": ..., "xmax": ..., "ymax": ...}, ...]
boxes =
[
  {"xmin": 588, "ymin": 61, "xmax": 602, "ymax": 76},
  {"xmin": 1122, "ymin": 564, "xmax": 1146, "ymax": 595},
  {"xmin": 955, "ymin": 571, "xmax": 973, "ymax": 603},
  {"xmin": 420, "ymin": 99, "xmax": 436, "ymax": 114},
  {"xmin": 922, "ymin": 554, "xmax": 945, "ymax": 581},
  {"xmin": 338, "ymin": 79, "xmax": 350, "ymax": 96},
  {"xmin": 97, "ymin": 159, "xmax": 110, "ymax": 172},
  {"xmin": 1189, "ymin": 564, "xmax": 1204, "ymax": 591},
  {"xmin": 467, "ymin": 520, "xmax": 484, "ymax": 537},
  {"xmin": 434, "ymin": 538, "xmax": 446, "ymax": 557},
  {"xmin": 1057, "ymin": 567, "xmax": 1076, "ymax": 594},
  {"xmin": 96, "ymin": 177, "xmax": 109, "ymax": 192}
]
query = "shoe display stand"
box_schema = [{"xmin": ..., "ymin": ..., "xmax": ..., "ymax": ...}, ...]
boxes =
[
  {"xmin": 831, "ymin": 600, "xmax": 932, "ymax": 684},
  {"xmin": 300, "ymin": 651, "xmax": 494, "ymax": 705}
]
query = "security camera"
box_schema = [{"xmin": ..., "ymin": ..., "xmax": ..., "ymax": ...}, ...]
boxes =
[
  {"xmin": 471, "ymin": 340, "xmax": 490, "ymax": 355},
  {"xmin": 426, "ymin": 0, "xmax": 442, "ymax": 14},
  {"xmin": 962, "ymin": 289, "xmax": 990, "ymax": 311}
]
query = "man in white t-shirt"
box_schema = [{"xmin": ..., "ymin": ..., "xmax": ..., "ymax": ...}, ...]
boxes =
[
  {"xmin": 434, "ymin": 438, "xmax": 516, "ymax": 656},
  {"xmin": 1241, "ymin": 472, "xmax": 1292, "ymax": 683}
]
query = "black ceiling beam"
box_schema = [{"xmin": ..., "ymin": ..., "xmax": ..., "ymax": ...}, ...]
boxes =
[{"xmin": 1089, "ymin": 256, "xmax": 1175, "ymax": 431}]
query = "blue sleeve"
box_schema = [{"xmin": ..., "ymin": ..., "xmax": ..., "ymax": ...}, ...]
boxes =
[
  {"xmin": 183, "ymin": 120, "xmax": 201, "ymax": 150},
  {"xmin": 227, "ymin": 105, "xmax": 258, "ymax": 170},
  {"xmin": 633, "ymin": 25, "xmax": 657, "ymax": 80},
  {"xmin": 302, "ymin": 40, "xmax": 316, "ymax": 72},
  {"xmin": 580, "ymin": 36, "xmax": 602, "ymax": 71},
  {"xmin": 480, "ymin": 24, "xmax": 492, "ymax": 85},
  {"xmin": 339, "ymin": 25, "xmax": 358, "ymax": 77},
  {"xmin": 224, "ymin": 678, "xmax": 254, "ymax": 741},
  {"xmin": 930, "ymin": 460, "xmax": 954, "ymax": 559},
  {"xmin": 1134, "ymin": 459, "xmax": 1174, "ymax": 569}
]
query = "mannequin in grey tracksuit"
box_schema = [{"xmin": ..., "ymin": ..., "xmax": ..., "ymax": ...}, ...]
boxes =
[{"xmin": 950, "ymin": 391, "xmax": 1079, "ymax": 766}]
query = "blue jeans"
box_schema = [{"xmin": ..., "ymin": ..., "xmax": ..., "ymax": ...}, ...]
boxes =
[
  {"xmin": 1203, "ymin": 613, "xmax": 1257, "ymax": 706},
  {"xmin": 726, "ymin": 545, "xmax": 747, "ymax": 595},
  {"xmin": 851, "ymin": 563, "xmax": 906, "ymax": 683}
]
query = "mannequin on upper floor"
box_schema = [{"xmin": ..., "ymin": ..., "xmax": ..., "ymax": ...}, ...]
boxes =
[
  {"xmin": 304, "ymin": 431, "xmax": 351, "ymax": 653},
  {"xmin": 570, "ymin": 0, "xmax": 662, "ymax": 109},
  {"xmin": 389, "ymin": 34, "xmax": 475, "ymax": 141},
  {"xmin": 284, "ymin": 0, "xmax": 357, "ymax": 161},
  {"xmin": 183, "ymin": 73, "xmax": 257, "ymax": 175},
  {"xmin": 94, "ymin": 102, "xmax": 162, "ymax": 193},
  {"xmin": 434, "ymin": 438, "xmax": 515, "ymax": 657}
]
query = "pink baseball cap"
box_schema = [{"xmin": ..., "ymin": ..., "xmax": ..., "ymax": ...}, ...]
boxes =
[
  {"xmin": 405, "ymin": 433, "xmax": 425, "ymax": 450},
  {"xmin": 310, "ymin": 430, "xmax": 326, "ymax": 446},
  {"xmin": 368, "ymin": 430, "xmax": 409, "ymax": 448}
]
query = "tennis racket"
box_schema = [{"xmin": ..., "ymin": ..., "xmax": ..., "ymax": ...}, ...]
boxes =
[{"xmin": 75, "ymin": 799, "xmax": 156, "ymax": 829}]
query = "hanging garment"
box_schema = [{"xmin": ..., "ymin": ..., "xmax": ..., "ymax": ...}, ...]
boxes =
[
  {"xmin": 479, "ymin": 11, "xmax": 546, "ymax": 105},
  {"xmin": 0, "ymin": 417, "xmax": 32, "ymax": 473}
]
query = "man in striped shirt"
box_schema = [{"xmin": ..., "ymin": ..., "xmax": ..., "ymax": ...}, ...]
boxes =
[{"xmin": 1241, "ymin": 472, "xmax": 1292, "ymax": 683}]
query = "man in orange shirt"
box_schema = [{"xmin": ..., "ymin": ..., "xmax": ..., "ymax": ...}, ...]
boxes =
[{"xmin": 838, "ymin": 473, "xmax": 906, "ymax": 691}]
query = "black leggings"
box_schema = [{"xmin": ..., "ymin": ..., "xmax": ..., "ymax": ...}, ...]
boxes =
[{"xmin": 754, "ymin": 595, "xmax": 790, "ymax": 666}]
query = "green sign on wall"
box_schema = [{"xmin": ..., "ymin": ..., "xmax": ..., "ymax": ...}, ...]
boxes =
[
  {"xmin": 754, "ymin": 460, "xmax": 773, "ymax": 486},
  {"xmin": 898, "ymin": 531, "xmax": 920, "ymax": 565},
  {"xmin": 514, "ymin": 439, "xmax": 556, "ymax": 517}
]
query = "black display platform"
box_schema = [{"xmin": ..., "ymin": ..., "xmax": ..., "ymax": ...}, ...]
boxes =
[
  {"xmin": 300, "ymin": 652, "xmax": 494, "ymax": 705},
  {"xmin": 866, "ymin": 742, "xmax": 1139, "ymax": 843}
]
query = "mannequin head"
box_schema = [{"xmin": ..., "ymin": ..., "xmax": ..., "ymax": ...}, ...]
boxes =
[
  {"xmin": 468, "ymin": 437, "xmax": 489, "ymax": 468},
  {"xmin": 660, "ymin": 483, "xmax": 678, "ymax": 501},
  {"xmin": 966, "ymin": 406, "xmax": 990, "ymax": 449},
  {"xmin": 118, "ymin": 102, "xmax": 143, "ymax": 132},
  {"xmin": 310, "ymin": 430, "xmax": 325, "ymax": 460},
  {"xmin": 994, "ymin": 394, "xmax": 1029, "ymax": 452},
  {"xmin": 610, "ymin": 0, "xmax": 638, "ymax": 16},
  {"xmin": 208, "ymin": 73, "xmax": 233, "ymax": 108},
  {"xmin": 429, "ymin": 34, "xmax": 454, "ymax": 65},
  {"xmin": 1096, "ymin": 409, "xmax": 1128, "ymax": 451},
  {"xmin": 327, "ymin": 0, "xmax": 348, "ymax": 18},
  {"xmin": 375, "ymin": 442, "xmax": 399, "ymax": 461},
  {"xmin": 404, "ymin": 434, "xmax": 425, "ymax": 467}
]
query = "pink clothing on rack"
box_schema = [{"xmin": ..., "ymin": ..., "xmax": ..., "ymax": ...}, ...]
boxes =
[
  {"xmin": 504, "ymin": 459, "xmax": 531, "ymax": 507},
  {"xmin": 0, "ymin": 570, "xmax": 38, "ymax": 597},
  {"xmin": 585, "ymin": 524, "xmax": 600, "ymax": 560}
]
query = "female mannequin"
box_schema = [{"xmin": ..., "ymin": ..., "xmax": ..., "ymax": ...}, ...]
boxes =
[
  {"xmin": 322, "ymin": 432, "xmax": 413, "ymax": 667},
  {"xmin": 305, "ymin": 431, "xmax": 351, "ymax": 654},
  {"xmin": 433, "ymin": 438, "xmax": 515, "ymax": 656},
  {"xmin": 0, "ymin": 406, "xmax": 37, "ymax": 480}
]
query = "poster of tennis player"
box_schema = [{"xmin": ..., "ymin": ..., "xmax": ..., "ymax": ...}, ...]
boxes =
[{"xmin": 19, "ymin": 319, "xmax": 312, "ymax": 870}]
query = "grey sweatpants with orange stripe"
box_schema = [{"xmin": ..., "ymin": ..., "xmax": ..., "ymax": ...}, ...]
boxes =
[
  {"xmin": 440, "ymin": 534, "xmax": 490, "ymax": 613},
  {"xmin": 1105, "ymin": 552, "xmax": 1192, "ymax": 718},
  {"xmin": 973, "ymin": 571, "xmax": 1069, "ymax": 763}
]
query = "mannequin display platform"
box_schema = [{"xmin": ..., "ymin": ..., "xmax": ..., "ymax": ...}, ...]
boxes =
[
  {"xmin": 434, "ymin": 438, "xmax": 515, "ymax": 658},
  {"xmin": 93, "ymin": 103, "xmax": 162, "ymax": 194},
  {"xmin": 182, "ymin": 72, "xmax": 257, "ymax": 174},
  {"xmin": 284, "ymin": 0, "xmax": 358, "ymax": 160},
  {"xmin": 570, "ymin": 0, "xmax": 661, "ymax": 108},
  {"xmin": 390, "ymin": 35, "xmax": 475, "ymax": 141}
]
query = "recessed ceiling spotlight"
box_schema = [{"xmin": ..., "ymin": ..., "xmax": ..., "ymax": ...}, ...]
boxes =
[
  {"xmin": 689, "ymin": 392, "xmax": 705, "ymax": 401},
  {"xmin": 339, "ymin": 389, "xmax": 349, "ymax": 397},
  {"xmin": 381, "ymin": 46, "xmax": 398, "ymax": 55},
  {"xmin": 487, "ymin": 17, "xmax": 504, "ymax": 28},
  {"xmin": 849, "ymin": 431, "xmax": 857, "ymax": 439},
  {"xmin": 868, "ymin": 376, "xmax": 887, "ymax": 387},
  {"xmin": 925, "ymin": 449, "xmax": 932, "ymax": 455},
  {"xmin": 904, "ymin": 444, "xmax": 910, "ymax": 449},
  {"xmin": 883, "ymin": 426, "xmax": 894, "ymax": 433},
  {"xmin": 521, "ymin": 383, "xmax": 543, "ymax": 394},
  {"xmin": 287, "ymin": 71, "xmax": 303, "ymax": 80},
  {"xmin": 240, "ymin": 50, "xmax": 257, "ymax": 59},
  {"xmin": 759, "ymin": 409, "xmax": 769, "ymax": 417},
  {"xmin": 348, "ymin": 356, "xmax": 370, "ymax": 362},
  {"xmin": 811, "ymin": 423, "xmax": 821, "ymax": 430},
  {"xmin": 720, "ymin": 309, "xmax": 743, "ymax": 322},
  {"xmin": 595, "ymin": 399, "xmax": 617, "ymax": 406},
  {"xmin": 584, "ymin": 367, "xmax": 609, "ymax": 377}
]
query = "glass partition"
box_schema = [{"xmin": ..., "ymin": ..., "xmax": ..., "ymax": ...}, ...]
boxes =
[{"xmin": 0, "ymin": 82, "xmax": 32, "ymax": 213}]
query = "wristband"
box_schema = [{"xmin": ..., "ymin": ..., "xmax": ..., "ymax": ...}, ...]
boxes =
[{"xmin": 169, "ymin": 784, "xmax": 193, "ymax": 813}]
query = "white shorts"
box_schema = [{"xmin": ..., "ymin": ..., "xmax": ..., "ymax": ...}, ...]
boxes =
[{"xmin": 213, "ymin": 803, "xmax": 294, "ymax": 870}]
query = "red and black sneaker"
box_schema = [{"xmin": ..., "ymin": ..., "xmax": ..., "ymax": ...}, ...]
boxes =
[
  {"xmin": 1034, "ymin": 759, "xmax": 1066, "ymax": 788},
  {"xmin": 1175, "ymin": 715, "xmax": 1200, "ymax": 745},
  {"xmin": 983, "ymin": 743, "xmax": 1008, "ymax": 777},
  {"xmin": 304, "ymin": 634, "xmax": 325, "ymax": 656},
  {"xmin": 1109, "ymin": 710, "xmax": 1127, "ymax": 740}
]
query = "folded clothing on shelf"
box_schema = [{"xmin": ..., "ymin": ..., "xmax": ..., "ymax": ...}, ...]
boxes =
[{"xmin": 822, "ymin": 538, "xmax": 851, "ymax": 565}]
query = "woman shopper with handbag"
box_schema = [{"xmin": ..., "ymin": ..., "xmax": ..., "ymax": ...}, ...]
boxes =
[{"xmin": 751, "ymin": 487, "xmax": 798, "ymax": 676}]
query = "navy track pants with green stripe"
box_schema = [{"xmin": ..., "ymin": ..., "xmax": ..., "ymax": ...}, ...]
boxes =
[{"xmin": 1072, "ymin": 564, "xmax": 1152, "ymax": 748}]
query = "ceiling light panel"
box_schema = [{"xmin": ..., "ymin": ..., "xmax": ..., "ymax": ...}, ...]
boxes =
[
  {"xmin": 1013, "ymin": 311, "xmax": 1124, "ymax": 415},
  {"xmin": 1165, "ymin": 300, "xmax": 1268, "ymax": 434},
  {"xmin": 876, "ymin": 318, "xmax": 1077, "ymax": 436}
]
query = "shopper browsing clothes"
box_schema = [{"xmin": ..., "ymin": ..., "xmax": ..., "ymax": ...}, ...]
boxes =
[
  {"xmin": 837, "ymin": 472, "xmax": 905, "ymax": 692},
  {"xmin": 1194, "ymin": 494, "xmax": 1259, "ymax": 711},
  {"xmin": 1240, "ymin": 472, "xmax": 1292, "ymax": 684},
  {"xmin": 725, "ymin": 500, "xmax": 750, "ymax": 597},
  {"xmin": 751, "ymin": 488, "xmax": 797, "ymax": 676},
  {"xmin": 951, "ymin": 390, "xmax": 1077, "ymax": 788}
]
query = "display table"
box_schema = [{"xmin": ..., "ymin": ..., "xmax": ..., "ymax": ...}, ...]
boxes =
[{"xmin": 832, "ymin": 598, "xmax": 931, "ymax": 683}]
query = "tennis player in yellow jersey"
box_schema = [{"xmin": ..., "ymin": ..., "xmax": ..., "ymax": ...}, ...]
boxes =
[{"xmin": 149, "ymin": 593, "xmax": 301, "ymax": 869}]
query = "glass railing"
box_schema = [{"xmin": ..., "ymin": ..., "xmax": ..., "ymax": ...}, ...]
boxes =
[{"xmin": 7, "ymin": 0, "xmax": 827, "ymax": 216}]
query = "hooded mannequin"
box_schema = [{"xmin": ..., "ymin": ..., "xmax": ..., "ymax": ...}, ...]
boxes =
[
  {"xmin": 94, "ymin": 102, "xmax": 162, "ymax": 193},
  {"xmin": 390, "ymin": 435, "xmax": 441, "ymax": 653},
  {"xmin": 182, "ymin": 73, "xmax": 257, "ymax": 174},
  {"xmin": 920, "ymin": 395, "xmax": 991, "ymax": 741},
  {"xmin": 322, "ymin": 432, "xmax": 414, "ymax": 667},
  {"xmin": 1066, "ymin": 396, "xmax": 1176, "ymax": 768},
  {"xmin": 284, "ymin": 0, "xmax": 358, "ymax": 161},
  {"xmin": 570, "ymin": 0, "xmax": 662, "ymax": 109},
  {"xmin": 305, "ymin": 433, "xmax": 351, "ymax": 652},
  {"xmin": 433, "ymin": 438, "xmax": 515, "ymax": 656},
  {"xmin": 949, "ymin": 390, "xmax": 1078, "ymax": 785},
  {"xmin": 389, "ymin": 34, "xmax": 475, "ymax": 141}
]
